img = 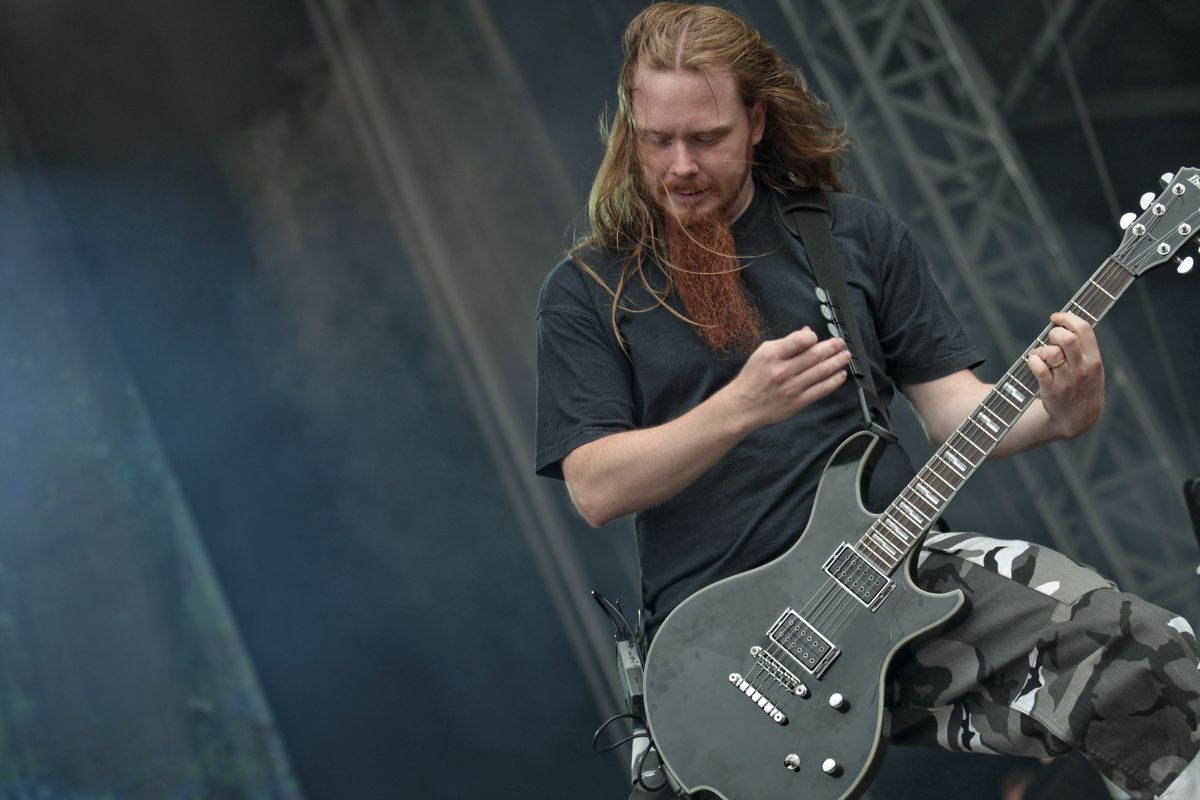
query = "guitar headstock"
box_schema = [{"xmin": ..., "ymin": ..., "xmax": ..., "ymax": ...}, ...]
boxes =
[{"xmin": 1116, "ymin": 166, "xmax": 1200, "ymax": 277}]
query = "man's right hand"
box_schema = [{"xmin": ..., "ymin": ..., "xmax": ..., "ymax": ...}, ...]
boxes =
[{"xmin": 724, "ymin": 327, "xmax": 852, "ymax": 430}]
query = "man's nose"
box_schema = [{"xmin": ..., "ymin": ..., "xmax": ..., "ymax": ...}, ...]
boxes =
[{"xmin": 669, "ymin": 143, "xmax": 699, "ymax": 178}]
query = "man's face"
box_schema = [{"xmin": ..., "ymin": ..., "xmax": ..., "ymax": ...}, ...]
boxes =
[{"xmin": 631, "ymin": 65, "xmax": 765, "ymax": 224}]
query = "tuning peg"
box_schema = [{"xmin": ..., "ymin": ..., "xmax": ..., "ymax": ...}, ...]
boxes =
[
  {"xmin": 1140, "ymin": 192, "xmax": 1157, "ymax": 210},
  {"xmin": 1161, "ymin": 172, "xmax": 1176, "ymax": 188},
  {"xmin": 1177, "ymin": 256, "xmax": 1195, "ymax": 275},
  {"xmin": 1119, "ymin": 212, "xmax": 1138, "ymax": 230}
]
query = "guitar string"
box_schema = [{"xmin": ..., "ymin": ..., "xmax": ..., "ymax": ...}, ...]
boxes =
[
  {"xmin": 758, "ymin": 636, "xmax": 803, "ymax": 705},
  {"xmin": 828, "ymin": 592, "xmax": 863, "ymax": 639}
]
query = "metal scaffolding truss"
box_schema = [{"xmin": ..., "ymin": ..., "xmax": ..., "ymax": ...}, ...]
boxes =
[
  {"xmin": 778, "ymin": 0, "xmax": 1198, "ymax": 615},
  {"xmin": 997, "ymin": 0, "xmax": 1118, "ymax": 113},
  {"xmin": 302, "ymin": 0, "xmax": 629, "ymax": 716}
]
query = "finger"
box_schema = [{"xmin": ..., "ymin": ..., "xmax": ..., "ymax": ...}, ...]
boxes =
[
  {"xmin": 769, "ymin": 327, "xmax": 820, "ymax": 359},
  {"xmin": 1049, "ymin": 311, "xmax": 1091, "ymax": 337},
  {"xmin": 783, "ymin": 347, "xmax": 852, "ymax": 394},
  {"xmin": 1050, "ymin": 312, "xmax": 1098, "ymax": 357},
  {"xmin": 758, "ymin": 334, "xmax": 845, "ymax": 388},
  {"xmin": 774, "ymin": 337, "xmax": 848, "ymax": 384},
  {"xmin": 1027, "ymin": 351, "xmax": 1057, "ymax": 385},
  {"xmin": 787, "ymin": 360, "xmax": 849, "ymax": 407},
  {"xmin": 1030, "ymin": 344, "xmax": 1065, "ymax": 366},
  {"xmin": 1045, "ymin": 327, "xmax": 1082, "ymax": 366},
  {"xmin": 804, "ymin": 365, "xmax": 850, "ymax": 403}
]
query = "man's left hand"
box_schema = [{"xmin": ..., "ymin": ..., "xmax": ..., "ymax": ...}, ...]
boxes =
[{"xmin": 1027, "ymin": 311, "xmax": 1104, "ymax": 439}]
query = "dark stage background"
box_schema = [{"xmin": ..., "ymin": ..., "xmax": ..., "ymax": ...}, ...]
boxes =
[{"xmin": 0, "ymin": 1, "xmax": 1197, "ymax": 799}]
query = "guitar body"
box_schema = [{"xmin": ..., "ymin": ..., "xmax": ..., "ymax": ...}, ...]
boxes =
[{"xmin": 643, "ymin": 433, "xmax": 965, "ymax": 800}]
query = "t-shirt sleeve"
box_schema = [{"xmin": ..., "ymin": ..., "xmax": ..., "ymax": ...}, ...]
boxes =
[
  {"xmin": 874, "ymin": 224, "xmax": 985, "ymax": 385},
  {"xmin": 534, "ymin": 260, "xmax": 636, "ymax": 480}
]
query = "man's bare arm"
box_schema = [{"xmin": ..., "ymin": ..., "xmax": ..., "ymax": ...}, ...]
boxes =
[
  {"xmin": 563, "ymin": 328, "xmax": 852, "ymax": 526},
  {"xmin": 902, "ymin": 312, "xmax": 1104, "ymax": 457}
]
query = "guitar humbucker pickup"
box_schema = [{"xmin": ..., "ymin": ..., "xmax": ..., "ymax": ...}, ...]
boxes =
[
  {"xmin": 823, "ymin": 543, "xmax": 895, "ymax": 611},
  {"xmin": 765, "ymin": 609, "xmax": 839, "ymax": 679}
]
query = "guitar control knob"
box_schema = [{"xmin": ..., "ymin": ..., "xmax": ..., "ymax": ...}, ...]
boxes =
[
  {"xmin": 784, "ymin": 754, "xmax": 801, "ymax": 772},
  {"xmin": 822, "ymin": 758, "xmax": 842, "ymax": 776},
  {"xmin": 828, "ymin": 692, "xmax": 848, "ymax": 711}
]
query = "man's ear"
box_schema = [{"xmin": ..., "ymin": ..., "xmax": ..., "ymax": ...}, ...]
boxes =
[{"xmin": 749, "ymin": 101, "xmax": 766, "ymax": 146}]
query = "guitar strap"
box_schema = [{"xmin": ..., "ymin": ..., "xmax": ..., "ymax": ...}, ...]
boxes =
[
  {"xmin": 779, "ymin": 188, "xmax": 897, "ymax": 441},
  {"xmin": 781, "ymin": 189, "xmax": 954, "ymax": 534}
]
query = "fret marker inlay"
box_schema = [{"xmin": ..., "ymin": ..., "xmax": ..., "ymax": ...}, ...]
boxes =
[{"xmin": 943, "ymin": 451, "xmax": 968, "ymax": 473}]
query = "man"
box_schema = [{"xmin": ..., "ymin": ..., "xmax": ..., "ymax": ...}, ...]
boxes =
[{"xmin": 534, "ymin": 4, "xmax": 1199, "ymax": 798}]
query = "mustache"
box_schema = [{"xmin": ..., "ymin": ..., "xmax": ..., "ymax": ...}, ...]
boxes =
[{"xmin": 661, "ymin": 179, "xmax": 713, "ymax": 194}]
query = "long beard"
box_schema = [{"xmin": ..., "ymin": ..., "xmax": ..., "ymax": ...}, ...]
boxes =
[{"xmin": 665, "ymin": 213, "xmax": 764, "ymax": 356}]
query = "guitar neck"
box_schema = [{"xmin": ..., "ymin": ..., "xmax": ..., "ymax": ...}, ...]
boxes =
[{"xmin": 856, "ymin": 257, "xmax": 1136, "ymax": 574}]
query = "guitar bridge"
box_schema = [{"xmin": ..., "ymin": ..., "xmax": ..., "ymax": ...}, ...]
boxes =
[
  {"xmin": 728, "ymin": 672, "xmax": 788, "ymax": 725},
  {"xmin": 750, "ymin": 645, "xmax": 809, "ymax": 698}
]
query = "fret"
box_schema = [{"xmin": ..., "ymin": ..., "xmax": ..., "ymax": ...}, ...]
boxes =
[
  {"xmin": 998, "ymin": 381, "xmax": 1027, "ymax": 410},
  {"xmin": 923, "ymin": 467, "xmax": 957, "ymax": 495},
  {"xmin": 1066, "ymin": 300, "xmax": 1097, "ymax": 323},
  {"xmin": 979, "ymin": 395, "xmax": 1017, "ymax": 424},
  {"xmin": 972, "ymin": 409, "xmax": 1003, "ymax": 439},
  {"xmin": 915, "ymin": 480, "xmax": 944, "ymax": 506},
  {"xmin": 940, "ymin": 448, "xmax": 969, "ymax": 475},
  {"xmin": 1006, "ymin": 374, "xmax": 1033, "ymax": 398},
  {"xmin": 1088, "ymin": 277, "xmax": 1116, "ymax": 300},
  {"xmin": 859, "ymin": 537, "xmax": 889, "ymax": 565},
  {"xmin": 902, "ymin": 487, "xmax": 937, "ymax": 517},
  {"xmin": 873, "ymin": 521, "xmax": 907, "ymax": 549},
  {"xmin": 897, "ymin": 500, "xmax": 926, "ymax": 526},
  {"xmin": 1072, "ymin": 294, "xmax": 1103, "ymax": 317},
  {"xmin": 872, "ymin": 534, "xmax": 900, "ymax": 558},
  {"xmin": 951, "ymin": 432, "xmax": 987, "ymax": 458},
  {"xmin": 993, "ymin": 385, "xmax": 1023, "ymax": 412},
  {"xmin": 883, "ymin": 515, "xmax": 914, "ymax": 541}
]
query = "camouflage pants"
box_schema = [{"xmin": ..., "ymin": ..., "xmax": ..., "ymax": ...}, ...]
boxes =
[{"xmin": 890, "ymin": 532, "xmax": 1200, "ymax": 799}]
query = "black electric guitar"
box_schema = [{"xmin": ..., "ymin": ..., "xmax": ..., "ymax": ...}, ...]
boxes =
[{"xmin": 642, "ymin": 168, "xmax": 1200, "ymax": 800}]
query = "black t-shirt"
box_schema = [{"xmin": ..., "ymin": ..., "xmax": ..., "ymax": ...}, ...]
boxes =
[{"xmin": 535, "ymin": 184, "xmax": 983, "ymax": 636}]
